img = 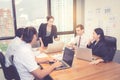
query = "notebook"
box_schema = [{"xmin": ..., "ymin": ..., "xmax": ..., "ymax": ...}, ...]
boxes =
[
  {"xmin": 75, "ymin": 48, "xmax": 95, "ymax": 61},
  {"xmin": 54, "ymin": 47, "xmax": 74, "ymax": 70},
  {"xmin": 44, "ymin": 42, "xmax": 64, "ymax": 53}
]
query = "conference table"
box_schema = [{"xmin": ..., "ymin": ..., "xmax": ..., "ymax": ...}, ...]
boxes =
[{"xmin": 39, "ymin": 48, "xmax": 120, "ymax": 80}]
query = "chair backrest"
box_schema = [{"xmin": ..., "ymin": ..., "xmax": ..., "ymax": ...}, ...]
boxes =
[
  {"xmin": 105, "ymin": 36, "xmax": 117, "ymax": 61},
  {"xmin": 0, "ymin": 52, "xmax": 8, "ymax": 79},
  {"xmin": 0, "ymin": 52, "xmax": 20, "ymax": 80}
]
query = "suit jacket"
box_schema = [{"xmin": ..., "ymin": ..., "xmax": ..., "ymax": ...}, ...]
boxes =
[
  {"xmin": 38, "ymin": 23, "xmax": 57, "ymax": 47},
  {"xmin": 87, "ymin": 40, "xmax": 112, "ymax": 62}
]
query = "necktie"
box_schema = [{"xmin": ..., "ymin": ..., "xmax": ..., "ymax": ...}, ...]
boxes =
[{"xmin": 78, "ymin": 37, "xmax": 81, "ymax": 47}]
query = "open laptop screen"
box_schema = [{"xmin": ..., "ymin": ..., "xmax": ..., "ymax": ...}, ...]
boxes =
[
  {"xmin": 63, "ymin": 47, "xmax": 74, "ymax": 66},
  {"xmin": 44, "ymin": 42, "xmax": 64, "ymax": 53},
  {"xmin": 75, "ymin": 48, "xmax": 93, "ymax": 61}
]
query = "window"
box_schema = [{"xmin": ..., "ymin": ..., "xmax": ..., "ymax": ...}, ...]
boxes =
[
  {"xmin": 0, "ymin": 0, "xmax": 48, "ymax": 52},
  {"xmin": 0, "ymin": 0, "xmax": 76, "ymax": 52},
  {"xmin": 51, "ymin": 0, "xmax": 74, "ymax": 32},
  {"xmin": 50, "ymin": 0, "xmax": 75, "ymax": 42},
  {"xmin": 0, "ymin": 40, "xmax": 11, "ymax": 52},
  {"xmin": 15, "ymin": 0, "xmax": 48, "ymax": 30},
  {"xmin": 0, "ymin": 0, "xmax": 15, "ymax": 39},
  {"xmin": 59, "ymin": 34, "xmax": 74, "ymax": 43}
]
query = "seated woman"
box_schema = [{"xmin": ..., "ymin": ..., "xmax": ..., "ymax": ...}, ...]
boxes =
[{"xmin": 87, "ymin": 28, "xmax": 111, "ymax": 64}]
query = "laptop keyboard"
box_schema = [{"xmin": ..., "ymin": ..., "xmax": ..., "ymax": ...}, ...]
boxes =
[
  {"xmin": 61, "ymin": 62, "xmax": 67, "ymax": 67},
  {"xmin": 49, "ymin": 60, "xmax": 69, "ymax": 69},
  {"xmin": 60, "ymin": 61, "xmax": 68, "ymax": 67}
]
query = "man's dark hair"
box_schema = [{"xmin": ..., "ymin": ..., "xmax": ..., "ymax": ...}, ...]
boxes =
[
  {"xmin": 22, "ymin": 26, "xmax": 37, "ymax": 43},
  {"xmin": 15, "ymin": 28, "xmax": 24, "ymax": 38}
]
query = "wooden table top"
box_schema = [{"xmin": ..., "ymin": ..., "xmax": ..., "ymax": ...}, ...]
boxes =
[
  {"xmin": 50, "ymin": 58, "xmax": 120, "ymax": 80},
  {"xmin": 39, "ymin": 47, "xmax": 120, "ymax": 80},
  {"xmin": 42, "ymin": 57, "xmax": 120, "ymax": 80}
]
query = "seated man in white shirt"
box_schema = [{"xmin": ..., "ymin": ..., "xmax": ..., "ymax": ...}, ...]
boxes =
[
  {"xmin": 5, "ymin": 28, "xmax": 24, "ymax": 67},
  {"xmin": 13, "ymin": 26, "xmax": 62, "ymax": 80},
  {"xmin": 67, "ymin": 24, "xmax": 88, "ymax": 49}
]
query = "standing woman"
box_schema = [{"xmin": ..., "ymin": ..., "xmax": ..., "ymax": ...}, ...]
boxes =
[
  {"xmin": 38, "ymin": 16, "xmax": 59, "ymax": 47},
  {"xmin": 87, "ymin": 28, "xmax": 110, "ymax": 64}
]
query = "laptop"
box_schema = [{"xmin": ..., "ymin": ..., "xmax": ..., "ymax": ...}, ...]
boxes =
[
  {"xmin": 75, "ymin": 48, "xmax": 94, "ymax": 61},
  {"xmin": 54, "ymin": 47, "xmax": 75, "ymax": 70},
  {"xmin": 44, "ymin": 42, "xmax": 64, "ymax": 53}
]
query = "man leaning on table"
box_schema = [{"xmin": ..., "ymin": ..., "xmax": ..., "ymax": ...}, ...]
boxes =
[{"xmin": 13, "ymin": 26, "xmax": 62, "ymax": 80}]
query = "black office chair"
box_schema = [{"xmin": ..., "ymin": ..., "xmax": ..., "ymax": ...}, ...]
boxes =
[
  {"xmin": 105, "ymin": 36, "xmax": 117, "ymax": 62},
  {"xmin": 0, "ymin": 52, "xmax": 20, "ymax": 80}
]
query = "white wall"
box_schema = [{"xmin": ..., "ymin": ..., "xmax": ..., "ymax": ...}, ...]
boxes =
[{"xmin": 77, "ymin": 0, "xmax": 120, "ymax": 50}]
